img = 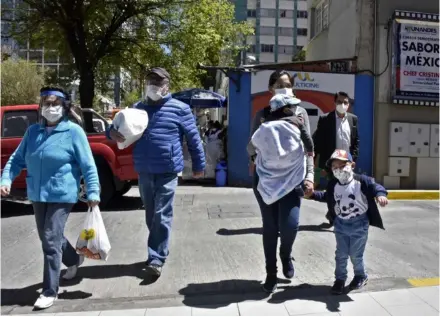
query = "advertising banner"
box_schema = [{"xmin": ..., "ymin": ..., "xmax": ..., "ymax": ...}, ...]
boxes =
[
  {"xmin": 251, "ymin": 71, "xmax": 355, "ymax": 133},
  {"xmin": 392, "ymin": 12, "xmax": 439, "ymax": 102}
]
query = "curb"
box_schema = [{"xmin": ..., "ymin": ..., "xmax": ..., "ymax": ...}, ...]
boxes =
[{"xmin": 387, "ymin": 190, "xmax": 439, "ymax": 200}]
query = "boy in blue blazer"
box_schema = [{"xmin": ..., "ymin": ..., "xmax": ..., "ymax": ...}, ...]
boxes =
[{"xmin": 310, "ymin": 149, "xmax": 388, "ymax": 294}]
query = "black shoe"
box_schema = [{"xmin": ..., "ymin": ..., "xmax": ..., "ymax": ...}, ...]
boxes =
[
  {"xmin": 262, "ymin": 274, "xmax": 277, "ymax": 293},
  {"xmin": 331, "ymin": 279, "xmax": 345, "ymax": 295},
  {"xmin": 349, "ymin": 275, "xmax": 368, "ymax": 290},
  {"xmin": 146, "ymin": 263, "xmax": 162, "ymax": 277},
  {"xmin": 281, "ymin": 257, "xmax": 295, "ymax": 279}
]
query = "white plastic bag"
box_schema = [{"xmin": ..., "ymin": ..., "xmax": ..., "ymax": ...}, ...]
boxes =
[
  {"xmin": 76, "ymin": 206, "xmax": 111, "ymax": 261},
  {"xmin": 112, "ymin": 108, "xmax": 149, "ymax": 150}
]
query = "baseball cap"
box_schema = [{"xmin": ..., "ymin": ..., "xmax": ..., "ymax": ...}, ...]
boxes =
[
  {"xmin": 146, "ymin": 67, "xmax": 170, "ymax": 80},
  {"xmin": 326, "ymin": 149, "xmax": 353, "ymax": 167}
]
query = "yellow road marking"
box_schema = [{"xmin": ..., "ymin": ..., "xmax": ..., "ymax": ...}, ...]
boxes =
[
  {"xmin": 407, "ymin": 277, "xmax": 440, "ymax": 287},
  {"xmin": 388, "ymin": 191, "xmax": 439, "ymax": 200}
]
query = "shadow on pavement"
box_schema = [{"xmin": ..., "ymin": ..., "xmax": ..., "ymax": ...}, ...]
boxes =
[
  {"xmin": 178, "ymin": 280, "xmax": 352, "ymax": 311},
  {"xmin": 216, "ymin": 223, "xmax": 333, "ymax": 236},
  {"xmin": 1, "ymin": 262, "xmax": 151, "ymax": 307},
  {"xmin": 1, "ymin": 281, "xmax": 92, "ymax": 307},
  {"xmin": 269, "ymin": 283, "xmax": 353, "ymax": 312}
]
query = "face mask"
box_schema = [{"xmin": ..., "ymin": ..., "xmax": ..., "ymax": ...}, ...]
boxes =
[
  {"xmin": 42, "ymin": 105, "xmax": 63, "ymax": 123},
  {"xmin": 332, "ymin": 164, "xmax": 353, "ymax": 184},
  {"xmin": 274, "ymin": 88, "xmax": 293, "ymax": 96},
  {"xmin": 146, "ymin": 85, "xmax": 164, "ymax": 101},
  {"xmin": 336, "ymin": 103, "xmax": 349, "ymax": 114}
]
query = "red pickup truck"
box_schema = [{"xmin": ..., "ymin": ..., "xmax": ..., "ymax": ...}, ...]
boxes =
[{"xmin": 0, "ymin": 104, "xmax": 138, "ymax": 207}]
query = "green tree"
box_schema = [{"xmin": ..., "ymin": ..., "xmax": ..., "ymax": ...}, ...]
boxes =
[
  {"xmin": 0, "ymin": 59, "xmax": 45, "ymax": 106},
  {"xmin": 292, "ymin": 49, "xmax": 306, "ymax": 62},
  {"xmin": 121, "ymin": 89, "xmax": 142, "ymax": 108},
  {"xmin": 12, "ymin": 0, "xmax": 252, "ymax": 109}
]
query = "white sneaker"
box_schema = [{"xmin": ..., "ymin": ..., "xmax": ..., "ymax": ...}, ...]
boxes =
[
  {"xmin": 62, "ymin": 255, "xmax": 84, "ymax": 280},
  {"xmin": 34, "ymin": 294, "xmax": 57, "ymax": 309}
]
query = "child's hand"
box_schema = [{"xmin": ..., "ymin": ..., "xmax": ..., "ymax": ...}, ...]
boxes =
[{"xmin": 376, "ymin": 196, "xmax": 388, "ymax": 207}]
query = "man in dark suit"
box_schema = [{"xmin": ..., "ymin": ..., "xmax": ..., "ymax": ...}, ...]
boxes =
[{"xmin": 313, "ymin": 91, "xmax": 359, "ymax": 225}]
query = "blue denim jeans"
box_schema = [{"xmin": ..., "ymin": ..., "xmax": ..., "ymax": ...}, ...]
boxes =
[
  {"xmin": 138, "ymin": 172, "xmax": 178, "ymax": 266},
  {"xmin": 253, "ymin": 173, "xmax": 301, "ymax": 274},
  {"xmin": 33, "ymin": 202, "xmax": 79, "ymax": 297},
  {"xmin": 334, "ymin": 214, "xmax": 369, "ymax": 281}
]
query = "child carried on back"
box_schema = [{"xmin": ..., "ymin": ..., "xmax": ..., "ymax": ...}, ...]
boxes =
[{"xmin": 247, "ymin": 92, "xmax": 314, "ymax": 205}]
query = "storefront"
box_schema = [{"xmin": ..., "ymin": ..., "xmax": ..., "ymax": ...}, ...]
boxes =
[{"xmin": 225, "ymin": 60, "xmax": 375, "ymax": 187}]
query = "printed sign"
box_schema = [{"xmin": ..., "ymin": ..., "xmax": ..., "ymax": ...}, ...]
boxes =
[{"xmin": 393, "ymin": 15, "xmax": 439, "ymax": 101}]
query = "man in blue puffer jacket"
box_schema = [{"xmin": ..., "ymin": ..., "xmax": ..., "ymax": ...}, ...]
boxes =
[{"xmin": 107, "ymin": 67, "xmax": 205, "ymax": 276}]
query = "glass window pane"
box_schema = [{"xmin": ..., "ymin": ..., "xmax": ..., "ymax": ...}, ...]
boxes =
[
  {"xmin": 44, "ymin": 50, "xmax": 58, "ymax": 64},
  {"xmin": 28, "ymin": 50, "xmax": 42, "ymax": 62},
  {"xmin": 2, "ymin": 110, "xmax": 38, "ymax": 138}
]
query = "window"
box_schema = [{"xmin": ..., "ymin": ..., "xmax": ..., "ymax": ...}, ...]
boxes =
[
  {"xmin": 260, "ymin": 27, "xmax": 275, "ymax": 36},
  {"xmin": 297, "ymin": 10, "xmax": 308, "ymax": 18},
  {"xmin": 2, "ymin": 110, "xmax": 38, "ymax": 138},
  {"xmin": 260, "ymin": 9, "xmax": 276, "ymax": 18},
  {"xmin": 279, "ymin": 45, "xmax": 294, "ymax": 55},
  {"xmin": 279, "ymin": 10, "xmax": 294, "ymax": 18},
  {"xmin": 44, "ymin": 50, "xmax": 59, "ymax": 64},
  {"xmin": 261, "ymin": 44, "xmax": 274, "ymax": 53},
  {"xmin": 313, "ymin": 0, "xmax": 329, "ymax": 36},
  {"xmin": 28, "ymin": 50, "xmax": 43, "ymax": 62},
  {"xmin": 279, "ymin": 27, "xmax": 294, "ymax": 37},
  {"xmin": 297, "ymin": 45, "xmax": 304, "ymax": 51},
  {"xmin": 297, "ymin": 28, "xmax": 308, "ymax": 36},
  {"xmin": 247, "ymin": 9, "xmax": 256, "ymax": 18}
]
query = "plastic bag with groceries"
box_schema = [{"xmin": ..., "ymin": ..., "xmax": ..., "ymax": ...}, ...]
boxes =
[
  {"xmin": 112, "ymin": 108, "xmax": 149, "ymax": 150},
  {"xmin": 76, "ymin": 206, "xmax": 111, "ymax": 261}
]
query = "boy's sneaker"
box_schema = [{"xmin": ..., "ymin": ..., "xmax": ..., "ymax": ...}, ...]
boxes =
[
  {"xmin": 331, "ymin": 279, "xmax": 345, "ymax": 295},
  {"xmin": 62, "ymin": 256, "xmax": 84, "ymax": 280},
  {"xmin": 349, "ymin": 275, "xmax": 368, "ymax": 290},
  {"xmin": 262, "ymin": 274, "xmax": 277, "ymax": 293},
  {"xmin": 281, "ymin": 257, "xmax": 295, "ymax": 279},
  {"xmin": 146, "ymin": 263, "xmax": 162, "ymax": 277},
  {"xmin": 34, "ymin": 294, "xmax": 57, "ymax": 309}
]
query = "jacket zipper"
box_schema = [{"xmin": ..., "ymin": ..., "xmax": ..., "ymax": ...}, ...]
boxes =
[{"xmin": 39, "ymin": 130, "xmax": 49, "ymax": 199}]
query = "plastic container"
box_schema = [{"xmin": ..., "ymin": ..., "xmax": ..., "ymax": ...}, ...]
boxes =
[{"xmin": 215, "ymin": 161, "xmax": 227, "ymax": 187}]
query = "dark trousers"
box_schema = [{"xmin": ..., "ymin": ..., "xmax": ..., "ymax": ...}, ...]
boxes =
[
  {"xmin": 33, "ymin": 202, "xmax": 79, "ymax": 297},
  {"xmin": 253, "ymin": 172, "xmax": 301, "ymax": 274}
]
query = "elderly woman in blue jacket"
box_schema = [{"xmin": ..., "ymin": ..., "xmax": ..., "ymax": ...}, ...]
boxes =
[{"xmin": 0, "ymin": 87, "xmax": 100, "ymax": 310}]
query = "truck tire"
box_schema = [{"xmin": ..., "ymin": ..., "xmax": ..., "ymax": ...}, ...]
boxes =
[
  {"xmin": 97, "ymin": 164, "xmax": 115, "ymax": 208},
  {"xmin": 76, "ymin": 163, "xmax": 115, "ymax": 210},
  {"xmin": 116, "ymin": 183, "xmax": 132, "ymax": 197}
]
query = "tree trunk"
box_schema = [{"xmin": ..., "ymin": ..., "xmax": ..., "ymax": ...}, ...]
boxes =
[{"xmin": 79, "ymin": 67, "xmax": 95, "ymax": 133}]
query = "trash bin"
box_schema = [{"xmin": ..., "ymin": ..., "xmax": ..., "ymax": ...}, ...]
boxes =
[{"xmin": 215, "ymin": 161, "xmax": 227, "ymax": 187}]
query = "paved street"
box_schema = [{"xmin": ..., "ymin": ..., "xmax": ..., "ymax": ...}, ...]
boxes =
[{"xmin": 1, "ymin": 186, "xmax": 439, "ymax": 315}]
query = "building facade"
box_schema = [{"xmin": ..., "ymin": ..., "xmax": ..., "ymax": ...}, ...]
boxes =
[
  {"xmin": 1, "ymin": 0, "xmax": 67, "ymax": 79},
  {"xmin": 233, "ymin": 0, "xmax": 309, "ymax": 64},
  {"xmin": 305, "ymin": 0, "xmax": 439, "ymax": 189}
]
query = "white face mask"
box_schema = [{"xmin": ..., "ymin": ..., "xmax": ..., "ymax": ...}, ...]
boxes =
[
  {"xmin": 274, "ymin": 88, "xmax": 293, "ymax": 96},
  {"xmin": 336, "ymin": 103, "xmax": 349, "ymax": 114},
  {"xmin": 332, "ymin": 164, "xmax": 353, "ymax": 184},
  {"xmin": 146, "ymin": 85, "xmax": 165, "ymax": 101},
  {"xmin": 42, "ymin": 105, "xmax": 63, "ymax": 123}
]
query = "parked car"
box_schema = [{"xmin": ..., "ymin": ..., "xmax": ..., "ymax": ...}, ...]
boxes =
[{"xmin": 0, "ymin": 104, "xmax": 138, "ymax": 207}]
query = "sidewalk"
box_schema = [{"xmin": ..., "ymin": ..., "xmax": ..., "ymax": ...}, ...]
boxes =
[{"xmin": 27, "ymin": 285, "xmax": 439, "ymax": 316}]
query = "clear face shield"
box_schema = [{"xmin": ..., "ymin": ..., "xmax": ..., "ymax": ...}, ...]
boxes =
[{"xmin": 39, "ymin": 94, "xmax": 65, "ymax": 125}]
